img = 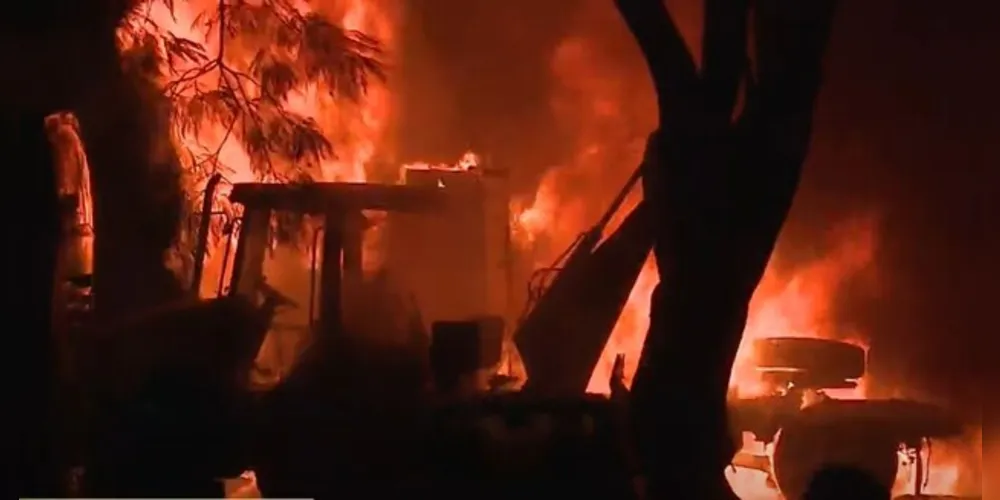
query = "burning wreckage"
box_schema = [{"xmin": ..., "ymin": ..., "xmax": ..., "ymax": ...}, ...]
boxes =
[{"xmin": 61, "ymin": 160, "xmax": 969, "ymax": 498}]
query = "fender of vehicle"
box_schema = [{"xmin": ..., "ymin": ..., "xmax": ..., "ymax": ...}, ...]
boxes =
[{"xmin": 770, "ymin": 398, "xmax": 963, "ymax": 500}]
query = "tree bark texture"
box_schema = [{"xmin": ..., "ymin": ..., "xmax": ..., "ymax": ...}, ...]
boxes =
[{"xmin": 614, "ymin": 0, "xmax": 838, "ymax": 498}]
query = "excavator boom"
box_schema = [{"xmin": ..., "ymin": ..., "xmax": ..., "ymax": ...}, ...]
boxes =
[{"xmin": 515, "ymin": 167, "xmax": 653, "ymax": 395}]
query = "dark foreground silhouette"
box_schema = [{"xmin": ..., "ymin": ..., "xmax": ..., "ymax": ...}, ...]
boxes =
[{"xmin": 803, "ymin": 465, "xmax": 892, "ymax": 500}]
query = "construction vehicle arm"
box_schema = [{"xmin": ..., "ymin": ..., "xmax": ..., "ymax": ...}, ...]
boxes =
[{"xmin": 515, "ymin": 164, "xmax": 652, "ymax": 395}]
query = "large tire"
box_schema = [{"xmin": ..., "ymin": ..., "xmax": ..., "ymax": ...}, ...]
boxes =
[
  {"xmin": 754, "ymin": 337, "xmax": 867, "ymax": 382},
  {"xmin": 771, "ymin": 402, "xmax": 900, "ymax": 500}
]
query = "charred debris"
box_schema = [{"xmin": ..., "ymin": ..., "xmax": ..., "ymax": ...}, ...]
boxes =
[{"xmin": 9, "ymin": 0, "xmax": 976, "ymax": 499}]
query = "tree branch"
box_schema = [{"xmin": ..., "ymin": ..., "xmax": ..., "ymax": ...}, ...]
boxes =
[
  {"xmin": 727, "ymin": 0, "xmax": 840, "ymax": 288},
  {"xmin": 701, "ymin": 0, "xmax": 750, "ymax": 126},
  {"xmin": 613, "ymin": 0, "xmax": 699, "ymax": 126}
]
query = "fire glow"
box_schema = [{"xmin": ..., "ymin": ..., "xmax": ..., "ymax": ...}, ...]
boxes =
[
  {"xmin": 103, "ymin": 0, "xmax": 980, "ymax": 498},
  {"xmin": 123, "ymin": 0, "xmax": 396, "ymax": 188}
]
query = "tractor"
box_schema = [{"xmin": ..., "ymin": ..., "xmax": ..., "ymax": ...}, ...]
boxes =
[
  {"xmin": 69, "ymin": 176, "xmax": 488, "ymax": 496},
  {"xmin": 66, "ymin": 160, "xmax": 967, "ymax": 498}
]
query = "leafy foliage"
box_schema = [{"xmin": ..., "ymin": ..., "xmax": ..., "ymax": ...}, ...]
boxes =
[
  {"xmin": 119, "ymin": 0, "xmax": 385, "ymax": 184},
  {"xmin": 117, "ymin": 0, "xmax": 386, "ymax": 273}
]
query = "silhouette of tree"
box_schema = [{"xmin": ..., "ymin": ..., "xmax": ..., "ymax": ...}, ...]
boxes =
[
  {"xmin": 614, "ymin": 0, "xmax": 839, "ymax": 498},
  {"xmin": 4, "ymin": 2, "xmax": 137, "ymax": 495},
  {"xmin": 120, "ymin": 0, "xmax": 384, "ymax": 182}
]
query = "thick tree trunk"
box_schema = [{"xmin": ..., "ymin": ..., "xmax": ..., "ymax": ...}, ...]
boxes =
[
  {"xmin": 74, "ymin": 30, "xmax": 186, "ymax": 320},
  {"xmin": 3, "ymin": 2, "xmax": 149, "ymax": 496},
  {"xmin": 5, "ymin": 114, "xmax": 63, "ymax": 498},
  {"xmin": 615, "ymin": 0, "xmax": 838, "ymax": 498},
  {"xmin": 614, "ymin": 3, "xmax": 747, "ymax": 498}
]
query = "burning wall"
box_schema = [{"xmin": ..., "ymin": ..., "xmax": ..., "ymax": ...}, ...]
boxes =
[{"xmin": 387, "ymin": 164, "xmax": 510, "ymax": 324}]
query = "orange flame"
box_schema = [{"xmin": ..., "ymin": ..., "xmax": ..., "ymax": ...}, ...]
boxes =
[
  {"xmin": 510, "ymin": 5, "xmax": 982, "ymax": 496},
  {"xmin": 102, "ymin": 3, "xmax": 979, "ymax": 497},
  {"xmin": 124, "ymin": 0, "xmax": 396, "ymax": 192}
]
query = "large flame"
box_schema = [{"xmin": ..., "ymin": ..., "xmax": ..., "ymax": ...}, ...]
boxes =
[
  {"xmin": 507, "ymin": 6, "xmax": 981, "ymax": 498},
  {"xmin": 509, "ymin": 31, "xmax": 878, "ymax": 399},
  {"xmin": 130, "ymin": 0, "xmax": 395, "ymax": 187},
  {"xmin": 114, "ymin": 0, "xmax": 398, "ymax": 383},
  {"xmin": 84, "ymin": 1, "xmax": 978, "ymax": 498}
]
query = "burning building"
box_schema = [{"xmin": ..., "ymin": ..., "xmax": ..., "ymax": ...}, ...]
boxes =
[{"xmin": 386, "ymin": 154, "xmax": 511, "ymax": 326}]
